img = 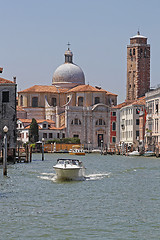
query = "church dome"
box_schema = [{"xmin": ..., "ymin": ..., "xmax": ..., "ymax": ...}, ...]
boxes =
[{"xmin": 52, "ymin": 46, "xmax": 85, "ymax": 86}]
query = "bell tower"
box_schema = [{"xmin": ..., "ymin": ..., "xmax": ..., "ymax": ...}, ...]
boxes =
[{"xmin": 126, "ymin": 31, "xmax": 150, "ymax": 101}]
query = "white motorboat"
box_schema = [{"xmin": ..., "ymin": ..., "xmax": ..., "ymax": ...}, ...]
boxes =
[
  {"xmin": 53, "ymin": 159, "xmax": 86, "ymax": 180},
  {"xmin": 128, "ymin": 150, "xmax": 140, "ymax": 156},
  {"xmin": 143, "ymin": 151, "xmax": 155, "ymax": 157}
]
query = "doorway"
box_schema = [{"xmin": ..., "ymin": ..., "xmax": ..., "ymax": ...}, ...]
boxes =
[{"xmin": 98, "ymin": 134, "xmax": 103, "ymax": 147}]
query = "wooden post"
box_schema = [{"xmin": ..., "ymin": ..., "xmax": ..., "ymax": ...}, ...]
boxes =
[
  {"xmin": 42, "ymin": 139, "xmax": 44, "ymax": 161},
  {"xmin": 30, "ymin": 146, "xmax": 32, "ymax": 162},
  {"xmin": 25, "ymin": 145, "xmax": 29, "ymax": 163},
  {"xmin": 3, "ymin": 133, "xmax": 7, "ymax": 176},
  {"xmin": 18, "ymin": 143, "xmax": 20, "ymax": 162}
]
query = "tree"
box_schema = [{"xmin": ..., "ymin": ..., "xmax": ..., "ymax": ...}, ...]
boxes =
[{"xmin": 29, "ymin": 118, "xmax": 39, "ymax": 143}]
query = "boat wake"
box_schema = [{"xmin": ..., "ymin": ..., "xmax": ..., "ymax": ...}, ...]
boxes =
[
  {"xmin": 85, "ymin": 172, "xmax": 111, "ymax": 181},
  {"xmin": 37, "ymin": 172, "xmax": 57, "ymax": 182},
  {"xmin": 38, "ymin": 172, "xmax": 111, "ymax": 182}
]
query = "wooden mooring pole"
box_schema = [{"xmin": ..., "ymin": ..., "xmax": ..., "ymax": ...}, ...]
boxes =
[
  {"xmin": 3, "ymin": 132, "xmax": 7, "ymax": 176},
  {"xmin": 30, "ymin": 146, "xmax": 32, "ymax": 162}
]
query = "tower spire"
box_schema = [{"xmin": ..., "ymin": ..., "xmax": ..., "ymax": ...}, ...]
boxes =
[
  {"xmin": 64, "ymin": 43, "xmax": 73, "ymax": 63},
  {"xmin": 67, "ymin": 42, "xmax": 71, "ymax": 50}
]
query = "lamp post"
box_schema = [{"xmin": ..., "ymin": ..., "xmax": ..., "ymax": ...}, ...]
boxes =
[
  {"xmin": 51, "ymin": 142, "xmax": 53, "ymax": 153},
  {"xmin": 101, "ymin": 140, "xmax": 103, "ymax": 155},
  {"xmin": 3, "ymin": 126, "xmax": 8, "ymax": 176},
  {"xmin": 42, "ymin": 138, "xmax": 44, "ymax": 161}
]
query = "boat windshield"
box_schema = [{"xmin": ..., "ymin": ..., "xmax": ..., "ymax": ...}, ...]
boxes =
[{"xmin": 57, "ymin": 159, "xmax": 80, "ymax": 165}]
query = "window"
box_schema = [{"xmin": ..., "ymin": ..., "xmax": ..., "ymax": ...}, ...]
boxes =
[
  {"xmin": 148, "ymin": 101, "xmax": 154, "ymax": 114},
  {"xmin": 140, "ymin": 48, "xmax": 143, "ymax": 57},
  {"xmin": 95, "ymin": 97, "xmax": 100, "ymax": 104},
  {"xmin": 155, "ymin": 119, "xmax": 158, "ymax": 133},
  {"xmin": 99, "ymin": 119, "xmax": 102, "ymax": 125},
  {"xmin": 75, "ymin": 118, "xmax": 78, "ymax": 125},
  {"xmin": 20, "ymin": 95, "xmax": 23, "ymax": 106},
  {"xmin": 136, "ymin": 119, "xmax": 139, "ymax": 125},
  {"xmin": 2, "ymin": 91, "xmax": 9, "ymax": 102},
  {"xmin": 78, "ymin": 97, "xmax": 83, "ymax": 106},
  {"xmin": 112, "ymin": 137, "xmax": 116, "ymax": 143},
  {"xmin": 43, "ymin": 133, "xmax": 47, "ymax": 138},
  {"xmin": 43, "ymin": 124, "xmax": 47, "ymax": 128},
  {"xmin": 133, "ymin": 48, "xmax": 135, "ymax": 55},
  {"xmin": 112, "ymin": 112, "xmax": 116, "ymax": 116},
  {"xmin": 73, "ymin": 134, "xmax": 79, "ymax": 138},
  {"xmin": 32, "ymin": 97, "xmax": 38, "ymax": 107},
  {"xmin": 49, "ymin": 133, "xmax": 53, "ymax": 138},
  {"xmin": 62, "ymin": 133, "xmax": 65, "ymax": 138},
  {"xmin": 52, "ymin": 98, "xmax": 57, "ymax": 107},
  {"xmin": 96, "ymin": 119, "xmax": 106, "ymax": 126},
  {"xmin": 155, "ymin": 100, "xmax": 159, "ymax": 113},
  {"xmin": 57, "ymin": 133, "xmax": 60, "ymax": 138},
  {"xmin": 71, "ymin": 119, "xmax": 81, "ymax": 125},
  {"xmin": 130, "ymin": 49, "xmax": 132, "ymax": 56},
  {"xmin": 112, "ymin": 122, "xmax": 116, "ymax": 131},
  {"xmin": 136, "ymin": 131, "xmax": 139, "ymax": 138}
]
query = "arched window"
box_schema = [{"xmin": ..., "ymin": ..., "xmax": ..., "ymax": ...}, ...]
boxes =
[
  {"xmin": 130, "ymin": 49, "xmax": 132, "ymax": 56},
  {"xmin": 96, "ymin": 119, "xmax": 106, "ymax": 126},
  {"xmin": 20, "ymin": 95, "xmax": 23, "ymax": 106},
  {"xmin": 78, "ymin": 97, "xmax": 83, "ymax": 106},
  {"xmin": 133, "ymin": 48, "xmax": 135, "ymax": 55},
  {"xmin": 71, "ymin": 119, "xmax": 81, "ymax": 125},
  {"xmin": 52, "ymin": 97, "xmax": 57, "ymax": 107},
  {"xmin": 32, "ymin": 97, "xmax": 38, "ymax": 107},
  {"xmin": 95, "ymin": 97, "xmax": 100, "ymax": 104}
]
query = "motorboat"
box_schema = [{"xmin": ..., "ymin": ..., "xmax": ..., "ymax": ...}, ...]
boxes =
[
  {"xmin": 128, "ymin": 150, "xmax": 140, "ymax": 156},
  {"xmin": 69, "ymin": 145, "xmax": 85, "ymax": 155},
  {"xmin": 143, "ymin": 151, "xmax": 155, "ymax": 157},
  {"xmin": 53, "ymin": 158, "xmax": 86, "ymax": 180}
]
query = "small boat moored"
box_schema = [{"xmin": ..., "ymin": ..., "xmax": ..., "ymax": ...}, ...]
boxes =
[
  {"xmin": 53, "ymin": 158, "xmax": 86, "ymax": 181},
  {"xmin": 128, "ymin": 150, "xmax": 140, "ymax": 156},
  {"xmin": 143, "ymin": 151, "xmax": 155, "ymax": 157},
  {"xmin": 69, "ymin": 145, "xmax": 85, "ymax": 155}
]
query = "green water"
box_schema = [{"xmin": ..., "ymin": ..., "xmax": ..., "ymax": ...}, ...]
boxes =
[{"xmin": 0, "ymin": 154, "xmax": 160, "ymax": 240}]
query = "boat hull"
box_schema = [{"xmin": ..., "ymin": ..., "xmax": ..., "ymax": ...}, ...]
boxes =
[
  {"xmin": 54, "ymin": 167, "xmax": 85, "ymax": 180},
  {"xmin": 69, "ymin": 152, "xmax": 85, "ymax": 155}
]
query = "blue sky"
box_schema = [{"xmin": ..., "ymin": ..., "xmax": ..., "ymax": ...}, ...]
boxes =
[{"xmin": 0, "ymin": 0, "xmax": 160, "ymax": 103}]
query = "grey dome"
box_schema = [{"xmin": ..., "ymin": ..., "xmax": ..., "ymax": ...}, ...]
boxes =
[{"xmin": 52, "ymin": 63, "xmax": 85, "ymax": 85}]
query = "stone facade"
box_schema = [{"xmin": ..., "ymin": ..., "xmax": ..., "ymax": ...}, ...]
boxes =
[
  {"xmin": 126, "ymin": 31, "xmax": 150, "ymax": 100},
  {"xmin": 0, "ymin": 77, "xmax": 17, "ymax": 159}
]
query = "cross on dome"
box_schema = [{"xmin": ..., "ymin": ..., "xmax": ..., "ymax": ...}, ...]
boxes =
[{"xmin": 67, "ymin": 42, "xmax": 71, "ymax": 50}]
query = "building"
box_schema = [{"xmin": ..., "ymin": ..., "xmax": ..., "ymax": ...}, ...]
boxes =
[
  {"xmin": 126, "ymin": 31, "xmax": 150, "ymax": 100},
  {"xmin": 17, "ymin": 47, "xmax": 117, "ymax": 149},
  {"xmin": 145, "ymin": 87, "xmax": 160, "ymax": 152},
  {"xmin": 0, "ymin": 76, "xmax": 17, "ymax": 160},
  {"xmin": 17, "ymin": 118, "xmax": 65, "ymax": 143},
  {"xmin": 119, "ymin": 97, "xmax": 145, "ymax": 149}
]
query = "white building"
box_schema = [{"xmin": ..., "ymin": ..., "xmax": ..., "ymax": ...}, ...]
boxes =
[
  {"xmin": 118, "ymin": 97, "xmax": 145, "ymax": 148},
  {"xmin": 145, "ymin": 87, "xmax": 160, "ymax": 149}
]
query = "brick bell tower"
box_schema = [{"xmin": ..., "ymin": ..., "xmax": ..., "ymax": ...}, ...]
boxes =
[{"xmin": 126, "ymin": 31, "xmax": 150, "ymax": 101}]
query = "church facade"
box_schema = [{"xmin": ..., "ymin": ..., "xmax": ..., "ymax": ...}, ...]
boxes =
[{"xmin": 17, "ymin": 47, "xmax": 117, "ymax": 149}]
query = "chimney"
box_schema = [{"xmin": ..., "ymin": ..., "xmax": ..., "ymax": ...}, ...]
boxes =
[
  {"xmin": 0, "ymin": 67, "xmax": 3, "ymax": 73},
  {"xmin": 13, "ymin": 76, "xmax": 16, "ymax": 83}
]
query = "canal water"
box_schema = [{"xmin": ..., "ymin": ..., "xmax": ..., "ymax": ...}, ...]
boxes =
[{"xmin": 0, "ymin": 153, "xmax": 160, "ymax": 240}]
